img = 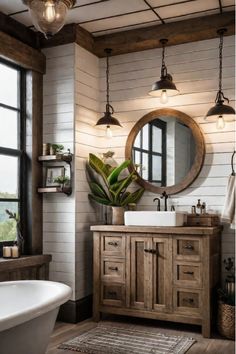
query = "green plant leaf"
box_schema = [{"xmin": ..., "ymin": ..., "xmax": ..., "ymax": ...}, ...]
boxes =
[
  {"xmin": 89, "ymin": 182, "xmax": 109, "ymax": 200},
  {"xmin": 120, "ymin": 188, "xmax": 144, "ymax": 206},
  {"xmin": 88, "ymin": 194, "xmax": 111, "ymax": 206},
  {"xmin": 113, "ymin": 173, "xmax": 136, "ymax": 203},
  {"xmin": 89, "ymin": 153, "xmax": 112, "ymax": 181},
  {"xmin": 107, "ymin": 160, "xmax": 131, "ymax": 185}
]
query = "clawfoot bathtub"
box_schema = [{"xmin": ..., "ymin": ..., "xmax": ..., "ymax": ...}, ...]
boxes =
[{"xmin": 0, "ymin": 280, "xmax": 72, "ymax": 354}]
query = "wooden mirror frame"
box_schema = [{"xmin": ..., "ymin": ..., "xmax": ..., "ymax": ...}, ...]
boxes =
[{"xmin": 125, "ymin": 108, "xmax": 205, "ymax": 195}]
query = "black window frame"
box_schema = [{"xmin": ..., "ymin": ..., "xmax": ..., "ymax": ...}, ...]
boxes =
[
  {"xmin": 0, "ymin": 58, "xmax": 26, "ymax": 251},
  {"xmin": 133, "ymin": 120, "xmax": 167, "ymax": 186}
]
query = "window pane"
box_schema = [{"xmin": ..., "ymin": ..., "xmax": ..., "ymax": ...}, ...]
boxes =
[
  {"xmin": 152, "ymin": 126, "xmax": 162, "ymax": 153},
  {"xmin": 0, "ymin": 107, "xmax": 18, "ymax": 149},
  {"xmin": 152, "ymin": 155, "xmax": 162, "ymax": 181},
  {"xmin": 142, "ymin": 152, "xmax": 148, "ymax": 180},
  {"xmin": 0, "ymin": 156, "xmax": 19, "ymax": 198},
  {"xmin": 0, "ymin": 202, "xmax": 18, "ymax": 241},
  {"xmin": 0, "ymin": 63, "xmax": 19, "ymax": 108},
  {"xmin": 142, "ymin": 124, "xmax": 149, "ymax": 150},
  {"xmin": 134, "ymin": 131, "xmax": 141, "ymax": 148}
]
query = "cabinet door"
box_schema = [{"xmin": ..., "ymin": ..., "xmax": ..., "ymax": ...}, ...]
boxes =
[
  {"xmin": 152, "ymin": 237, "xmax": 172, "ymax": 313},
  {"xmin": 130, "ymin": 237, "xmax": 152, "ymax": 310}
]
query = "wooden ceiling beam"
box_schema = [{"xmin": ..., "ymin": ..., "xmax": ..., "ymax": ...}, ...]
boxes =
[
  {"xmin": 0, "ymin": 31, "xmax": 46, "ymax": 74},
  {"xmin": 0, "ymin": 11, "xmax": 39, "ymax": 49},
  {"xmin": 93, "ymin": 11, "xmax": 235, "ymax": 57}
]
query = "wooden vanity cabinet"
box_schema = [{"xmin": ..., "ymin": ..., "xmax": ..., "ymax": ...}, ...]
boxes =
[{"xmin": 91, "ymin": 226, "xmax": 221, "ymax": 338}]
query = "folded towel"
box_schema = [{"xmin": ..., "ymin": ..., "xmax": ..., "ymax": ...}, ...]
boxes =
[{"xmin": 221, "ymin": 175, "xmax": 235, "ymax": 225}]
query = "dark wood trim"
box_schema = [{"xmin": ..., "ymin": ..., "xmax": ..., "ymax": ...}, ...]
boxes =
[
  {"xmin": 0, "ymin": 255, "xmax": 51, "ymax": 272},
  {"xmin": 0, "ymin": 31, "xmax": 45, "ymax": 74},
  {"xmin": 125, "ymin": 108, "xmax": 205, "ymax": 195},
  {"xmin": 0, "ymin": 11, "xmax": 39, "ymax": 49},
  {"xmin": 25, "ymin": 71, "xmax": 43, "ymax": 255},
  {"xmin": 58, "ymin": 295, "xmax": 93, "ymax": 323},
  {"xmin": 93, "ymin": 11, "xmax": 235, "ymax": 57},
  {"xmin": 39, "ymin": 23, "xmax": 94, "ymax": 53}
]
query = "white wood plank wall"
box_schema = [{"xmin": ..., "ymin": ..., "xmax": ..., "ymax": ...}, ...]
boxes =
[
  {"xmin": 99, "ymin": 36, "xmax": 235, "ymax": 279},
  {"xmin": 74, "ymin": 45, "xmax": 101, "ymax": 300},
  {"xmin": 42, "ymin": 44, "xmax": 76, "ymax": 300}
]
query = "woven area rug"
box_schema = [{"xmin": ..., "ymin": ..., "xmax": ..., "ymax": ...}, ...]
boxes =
[{"xmin": 59, "ymin": 324, "xmax": 196, "ymax": 354}]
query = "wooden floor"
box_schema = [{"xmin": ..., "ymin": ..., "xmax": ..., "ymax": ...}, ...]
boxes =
[{"xmin": 47, "ymin": 317, "xmax": 235, "ymax": 354}]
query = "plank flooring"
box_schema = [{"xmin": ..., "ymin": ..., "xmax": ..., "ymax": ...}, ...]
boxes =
[{"xmin": 46, "ymin": 317, "xmax": 235, "ymax": 354}]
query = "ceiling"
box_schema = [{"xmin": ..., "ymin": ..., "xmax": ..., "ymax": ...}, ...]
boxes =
[{"xmin": 0, "ymin": 0, "xmax": 234, "ymax": 37}]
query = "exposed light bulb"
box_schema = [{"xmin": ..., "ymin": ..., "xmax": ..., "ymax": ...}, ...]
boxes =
[
  {"xmin": 216, "ymin": 115, "xmax": 225, "ymax": 130},
  {"xmin": 106, "ymin": 125, "xmax": 113, "ymax": 138},
  {"xmin": 160, "ymin": 90, "xmax": 168, "ymax": 104},
  {"xmin": 44, "ymin": 1, "xmax": 56, "ymax": 23}
]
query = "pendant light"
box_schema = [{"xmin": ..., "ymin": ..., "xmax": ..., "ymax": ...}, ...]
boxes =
[
  {"xmin": 205, "ymin": 28, "xmax": 235, "ymax": 130},
  {"xmin": 96, "ymin": 48, "xmax": 122, "ymax": 138},
  {"xmin": 149, "ymin": 39, "xmax": 179, "ymax": 103},
  {"xmin": 23, "ymin": 0, "xmax": 75, "ymax": 39}
]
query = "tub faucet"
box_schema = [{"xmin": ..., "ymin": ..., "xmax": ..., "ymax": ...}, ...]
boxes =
[
  {"xmin": 153, "ymin": 197, "xmax": 161, "ymax": 211},
  {"xmin": 161, "ymin": 191, "xmax": 169, "ymax": 211}
]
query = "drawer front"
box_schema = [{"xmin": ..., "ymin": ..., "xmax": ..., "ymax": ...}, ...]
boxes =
[
  {"xmin": 174, "ymin": 238, "xmax": 202, "ymax": 261},
  {"xmin": 101, "ymin": 234, "xmax": 125, "ymax": 257},
  {"xmin": 101, "ymin": 284, "xmax": 125, "ymax": 307},
  {"xmin": 101, "ymin": 258, "xmax": 125, "ymax": 283},
  {"xmin": 174, "ymin": 263, "xmax": 202, "ymax": 288},
  {"xmin": 174, "ymin": 289, "xmax": 201, "ymax": 315}
]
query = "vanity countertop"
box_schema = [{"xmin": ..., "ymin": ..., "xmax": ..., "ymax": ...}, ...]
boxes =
[{"xmin": 90, "ymin": 225, "xmax": 222, "ymax": 235}]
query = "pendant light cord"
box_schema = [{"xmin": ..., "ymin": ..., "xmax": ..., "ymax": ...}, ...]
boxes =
[
  {"xmin": 216, "ymin": 29, "xmax": 229, "ymax": 104},
  {"xmin": 161, "ymin": 40, "xmax": 167, "ymax": 78},
  {"xmin": 105, "ymin": 49, "xmax": 114, "ymax": 114}
]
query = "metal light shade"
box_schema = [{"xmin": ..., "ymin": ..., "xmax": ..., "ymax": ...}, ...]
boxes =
[
  {"xmin": 96, "ymin": 111, "xmax": 122, "ymax": 127},
  {"xmin": 206, "ymin": 102, "xmax": 235, "ymax": 118},
  {"xmin": 149, "ymin": 75, "xmax": 179, "ymax": 97},
  {"xmin": 23, "ymin": 0, "xmax": 75, "ymax": 38}
]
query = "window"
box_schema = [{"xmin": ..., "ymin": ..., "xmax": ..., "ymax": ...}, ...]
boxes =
[
  {"xmin": 133, "ymin": 120, "xmax": 167, "ymax": 186},
  {"xmin": 0, "ymin": 59, "xmax": 25, "ymax": 243}
]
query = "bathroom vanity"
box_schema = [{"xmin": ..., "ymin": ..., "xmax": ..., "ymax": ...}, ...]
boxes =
[{"xmin": 91, "ymin": 225, "xmax": 221, "ymax": 338}]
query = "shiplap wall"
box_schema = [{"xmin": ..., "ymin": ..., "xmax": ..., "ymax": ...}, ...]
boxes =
[
  {"xmin": 42, "ymin": 44, "xmax": 76, "ymax": 300},
  {"xmin": 74, "ymin": 45, "xmax": 101, "ymax": 300},
  {"xmin": 99, "ymin": 36, "xmax": 235, "ymax": 270}
]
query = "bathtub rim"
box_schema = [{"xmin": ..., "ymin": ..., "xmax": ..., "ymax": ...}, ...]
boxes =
[{"xmin": 0, "ymin": 280, "xmax": 72, "ymax": 332}]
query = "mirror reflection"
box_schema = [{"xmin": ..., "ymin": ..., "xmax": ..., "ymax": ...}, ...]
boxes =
[{"xmin": 132, "ymin": 116, "xmax": 196, "ymax": 187}]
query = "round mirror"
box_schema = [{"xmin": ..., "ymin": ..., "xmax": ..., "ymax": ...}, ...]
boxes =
[{"xmin": 125, "ymin": 108, "xmax": 205, "ymax": 194}]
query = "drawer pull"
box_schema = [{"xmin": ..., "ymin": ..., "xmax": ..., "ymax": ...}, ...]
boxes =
[
  {"xmin": 108, "ymin": 241, "xmax": 118, "ymax": 247},
  {"xmin": 183, "ymin": 271, "xmax": 194, "ymax": 275},
  {"xmin": 183, "ymin": 244, "xmax": 194, "ymax": 250},
  {"xmin": 108, "ymin": 291, "xmax": 117, "ymax": 297},
  {"xmin": 144, "ymin": 249, "xmax": 158, "ymax": 254},
  {"xmin": 108, "ymin": 266, "xmax": 118, "ymax": 271},
  {"xmin": 183, "ymin": 298, "xmax": 194, "ymax": 304}
]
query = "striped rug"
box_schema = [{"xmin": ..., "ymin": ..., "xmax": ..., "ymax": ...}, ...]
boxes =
[{"xmin": 59, "ymin": 324, "xmax": 196, "ymax": 354}]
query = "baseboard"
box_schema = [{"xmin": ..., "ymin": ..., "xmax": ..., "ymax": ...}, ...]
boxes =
[{"xmin": 57, "ymin": 294, "xmax": 93, "ymax": 323}]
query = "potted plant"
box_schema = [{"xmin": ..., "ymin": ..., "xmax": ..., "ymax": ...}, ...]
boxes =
[
  {"xmin": 50, "ymin": 144, "xmax": 64, "ymax": 155},
  {"xmin": 5, "ymin": 209, "xmax": 24, "ymax": 255},
  {"xmin": 87, "ymin": 153, "xmax": 144, "ymax": 225},
  {"xmin": 217, "ymin": 258, "xmax": 235, "ymax": 340},
  {"xmin": 54, "ymin": 176, "xmax": 70, "ymax": 189}
]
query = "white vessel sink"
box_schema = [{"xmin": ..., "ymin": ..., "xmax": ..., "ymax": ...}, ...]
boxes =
[{"xmin": 124, "ymin": 211, "xmax": 185, "ymax": 227}]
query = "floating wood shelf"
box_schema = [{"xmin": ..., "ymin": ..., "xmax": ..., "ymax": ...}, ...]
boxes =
[
  {"xmin": 37, "ymin": 186, "xmax": 72, "ymax": 196},
  {"xmin": 38, "ymin": 154, "xmax": 72, "ymax": 163}
]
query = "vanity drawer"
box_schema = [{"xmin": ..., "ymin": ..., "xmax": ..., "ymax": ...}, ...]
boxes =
[
  {"xmin": 101, "ymin": 283, "xmax": 125, "ymax": 307},
  {"xmin": 101, "ymin": 258, "xmax": 125, "ymax": 283},
  {"xmin": 174, "ymin": 289, "xmax": 201, "ymax": 315},
  {"xmin": 174, "ymin": 237, "xmax": 202, "ymax": 261},
  {"xmin": 174, "ymin": 262, "xmax": 202, "ymax": 288},
  {"xmin": 101, "ymin": 234, "xmax": 125, "ymax": 257}
]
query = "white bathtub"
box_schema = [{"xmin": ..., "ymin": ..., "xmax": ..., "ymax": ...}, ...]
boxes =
[{"xmin": 0, "ymin": 280, "xmax": 72, "ymax": 354}]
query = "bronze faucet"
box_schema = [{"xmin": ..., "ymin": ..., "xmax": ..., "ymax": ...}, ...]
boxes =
[
  {"xmin": 153, "ymin": 198, "xmax": 161, "ymax": 211},
  {"xmin": 161, "ymin": 191, "xmax": 169, "ymax": 211}
]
